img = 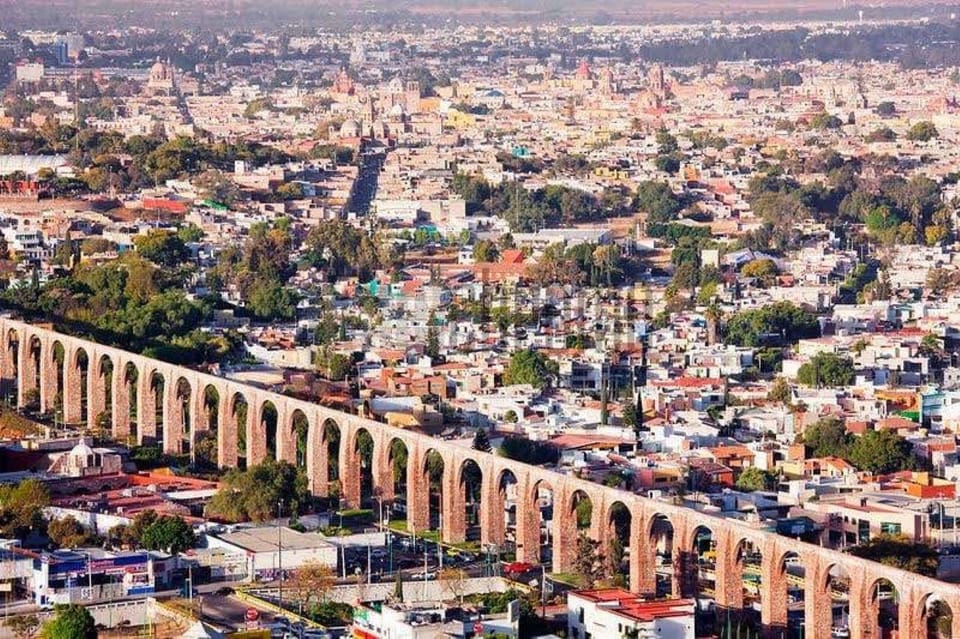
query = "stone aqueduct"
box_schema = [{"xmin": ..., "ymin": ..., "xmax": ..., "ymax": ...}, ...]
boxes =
[{"xmin": 2, "ymin": 318, "xmax": 960, "ymax": 637}]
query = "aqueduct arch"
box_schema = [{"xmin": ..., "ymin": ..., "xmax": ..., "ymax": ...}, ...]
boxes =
[{"xmin": 1, "ymin": 318, "xmax": 958, "ymax": 639}]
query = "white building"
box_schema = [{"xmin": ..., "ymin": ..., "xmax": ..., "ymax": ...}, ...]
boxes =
[
  {"xmin": 567, "ymin": 589, "xmax": 695, "ymax": 639},
  {"xmin": 206, "ymin": 526, "xmax": 337, "ymax": 581}
]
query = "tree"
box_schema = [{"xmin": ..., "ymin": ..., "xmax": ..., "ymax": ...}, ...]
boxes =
[
  {"xmin": 797, "ymin": 352, "xmax": 855, "ymax": 388},
  {"xmin": 247, "ymin": 280, "xmax": 298, "ymax": 321},
  {"xmin": 767, "ymin": 377, "xmax": 792, "ymax": 404},
  {"xmin": 47, "ymin": 515, "xmax": 92, "ymax": 549},
  {"xmin": 503, "ymin": 349, "xmax": 556, "ymax": 389},
  {"xmin": 0, "ymin": 479, "xmax": 49, "ymax": 538},
  {"xmin": 621, "ymin": 396, "xmax": 638, "ymax": 430},
  {"xmin": 139, "ymin": 515, "xmax": 196, "ymax": 554},
  {"xmin": 875, "ymin": 101, "xmax": 896, "ymax": 117},
  {"xmin": 39, "ymin": 605, "xmax": 96, "ymax": 639},
  {"xmin": 804, "ymin": 417, "xmax": 851, "ymax": 459},
  {"xmin": 277, "ymin": 182, "xmax": 305, "ymax": 200},
  {"xmin": 472, "ymin": 239, "xmax": 499, "ymax": 262},
  {"xmin": 289, "ymin": 560, "xmax": 335, "ymax": 609},
  {"xmin": 741, "ymin": 258, "xmax": 778, "ymax": 282},
  {"xmin": 438, "ymin": 567, "xmax": 468, "ymax": 603},
  {"xmin": 724, "ymin": 302, "xmax": 820, "ymax": 347},
  {"xmin": 498, "ymin": 436, "xmax": 559, "ymax": 465},
  {"xmin": 906, "ymin": 121, "xmax": 939, "ymax": 142},
  {"xmin": 848, "ymin": 429, "xmax": 913, "ymax": 474},
  {"xmin": 866, "ymin": 126, "xmax": 897, "ymax": 143},
  {"xmin": 735, "ymin": 467, "xmax": 774, "ymax": 492},
  {"xmin": 206, "ymin": 459, "xmax": 310, "ymax": 523},
  {"xmin": 426, "ymin": 325, "xmax": 440, "ymax": 360},
  {"xmin": 634, "ymin": 181, "xmax": 682, "ymax": 235},
  {"xmin": 573, "ymin": 533, "xmax": 606, "ymax": 588},
  {"xmin": 472, "ymin": 428, "xmax": 492, "ymax": 452},
  {"xmin": 133, "ymin": 230, "xmax": 190, "ymax": 268},
  {"xmin": 317, "ymin": 349, "xmax": 351, "ymax": 381},
  {"xmin": 654, "ymin": 154, "xmax": 681, "ymax": 174},
  {"xmin": 848, "ymin": 534, "xmax": 938, "ymax": 576},
  {"xmin": 5, "ymin": 615, "xmax": 39, "ymax": 639}
]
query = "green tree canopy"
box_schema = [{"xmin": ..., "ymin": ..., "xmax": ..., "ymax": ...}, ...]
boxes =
[
  {"xmin": 735, "ymin": 467, "xmax": 775, "ymax": 492},
  {"xmin": 139, "ymin": 514, "xmax": 196, "ymax": 554},
  {"xmin": 498, "ymin": 436, "xmax": 560, "ymax": 465},
  {"xmin": 0, "ymin": 479, "xmax": 49, "ymax": 538},
  {"xmin": 848, "ymin": 429, "xmax": 914, "ymax": 475},
  {"xmin": 906, "ymin": 121, "xmax": 939, "ymax": 142},
  {"xmin": 503, "ymin": 349, "xmax": 557, "ymax": 388},
  {"xmin": 39, "ymin": 605, "xmax": 96, "ymax": 639},
  {"xmin": 797, "ymin": 352, "xmax": 855, "ymax": 388},
  {"xmin": 133, "ymin": 230, "xmax": 190, "ymax": 268},
  {"xmin": 724, "ymin": 301, "xmax": 820, "ymax": 347},
  {"xmin": 206, "ymin": 459, "xmax": 309, "ymax": 523},
  {"xmin": 47, "ymin": 515, "xmax": 93, "ymax": 549},
  {"xmin": 848, "ymin": 534, "xmax": 938, "ymax": 576},
  {"xmin": 803, "ymin": 417, "xmax": 851, "ymax": 459}
]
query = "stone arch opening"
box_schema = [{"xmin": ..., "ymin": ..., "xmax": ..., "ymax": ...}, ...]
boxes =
[
  {"xmin": 734, "ymin": 538, "xmax": 763, "ymax": 633},
  {"xmin": 20, "ymin": 334, "xmax": 41, "ymax": 413},
  {"xmin": 149, "ymin": 371, "xmax": 165, "ymax": 446},
  {"xmin": 2, "ymin": 328, "xmax": 19, "ymax": 404},
  {"xmin": 259, "ymin": 399, "xmax": 278, "ymax": 462},
  {"xmin": 423, "ymin": 449, "xmax": 444, "ymax": 531},
  {"xmin": 388, "ymin": 438, "xmax": 408, "ymax": 517},
  {"xmin": 354, "ymin": 427, "xmax": 374, "ymax": 506},
  {"xmin": 868, "ymin": 577, "xmax": 900, "ymax": 639},
  {"xmin": 649, "ymin": 514, "xmax": 675, "ymax": 598},
  {"xmin": 691, "ymin": 525, "xmax": 717, "ymax": 629},
  {"xmin": 530, "ymin": 479, "xmax": 554, "ymax": 565},
  {"xmin": 70, "ymin": 346, "xmax": 90, "ymax": 426},
  {"xmin": 93, "ymin": 354, "xmax": 113, "ymax": 438},
  {"xmin": 497, "ymin": 468, "xmax": 518, "ymax": 555},
  {"xmin": 174, "ymin": 376, "xmax": 192, "ymax": 455},
  {"xmin": 780, "ymin": 551, "xmax": 804, "ymax": 635},
  {"xmin": 823, "ymin": 563, "xmax": 851, "ymax": 636},
  {"xmin": 229, "ymin": 392, "xmax": 248, "ymax": 470},
  {"xmin": 123, "ymin": 362, "xmax": 138, "ymax": 442},
  {"xmin": 290, "ymin": 409, "xmax": 309, "ymax": 469},
  {"xmin": 606, "ymin": 501, "xmax": 631, "ymax": 585},
  {"xmin": 458, "ymin": 458, "xmax": 482, "ymax": 541},
  {"xmin": 194, "ymin": 384, "xmax": 220, "ymax": 469},
  {"xmin": 49, "ymin": 340, "xmax": 65, "ymax": 418},
  {"xmin": 921, "ymin": 594, "xmax": 953, "ymax": 639},
  {"xmin": 322, "ymin": 418, "xmax": 341, "ymax": 497},
  {"xmin": 570, "ymin": 490, "xmax": 592, "ymax": 532}
]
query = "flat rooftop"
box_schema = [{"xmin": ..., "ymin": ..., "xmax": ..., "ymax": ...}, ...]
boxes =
[{"xmin": 215, "ymin": 526, "xmax": 333, "ymax": 553}]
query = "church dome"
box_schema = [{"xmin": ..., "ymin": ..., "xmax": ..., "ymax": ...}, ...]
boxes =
[{"xmin": 339, "ymin": 119, "xmax": 361, "ymax": 138}]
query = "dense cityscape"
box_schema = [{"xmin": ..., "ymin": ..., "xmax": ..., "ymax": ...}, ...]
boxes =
[{"xmin": 3, "ymin": 1, "xmax": 960, "ymax": 638}]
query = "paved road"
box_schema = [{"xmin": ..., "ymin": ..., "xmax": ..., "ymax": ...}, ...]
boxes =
[{"xmin": 198, "ymin": 592, "xmax": 282, "ymax": 632}]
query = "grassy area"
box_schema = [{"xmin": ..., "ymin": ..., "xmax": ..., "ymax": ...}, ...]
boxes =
[
  {"xmin": 419, "ymin": 529, "xmax": 440, "ymax": 543},
  {"xmin": 550, "ymin": 572, "xmax": 585, "ymax": 588},
  {"xmin": 450, "ymin": 540, "xmax": 482, "ymax": 552},
  {"xmin": 388, "ymin": 520, "xmax": 408, "ymax": 532},
  {"xmin": 336, "ymin": 508, "xmax": 373, "ymax": 519},
  {"xmin": 0, "ymin": 407, "xmax": 42, "ymax": 438}
]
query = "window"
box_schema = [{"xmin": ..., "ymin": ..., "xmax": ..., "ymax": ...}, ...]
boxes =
[
  {"xmin": 880, "ymin": 522, "xmax": 901, "ymax": 536},
  {"xmin": 858, "ymin": 520, "xmax": 870, "ymax": 544}
]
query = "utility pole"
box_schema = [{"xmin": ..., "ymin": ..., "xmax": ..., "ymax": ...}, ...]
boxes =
[{"xmin": 277, "ymin": 499, "xmax": 283, "ymax": 612}]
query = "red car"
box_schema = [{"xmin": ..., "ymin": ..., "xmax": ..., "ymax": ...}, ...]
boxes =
[{"xmin": 503, "ymin": 561, "xmax": 535, "ymax": 576}]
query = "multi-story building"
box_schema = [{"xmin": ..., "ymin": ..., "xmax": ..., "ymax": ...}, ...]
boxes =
[{"xmin": 567, "ymin": 589, "xmax": 695, "ymax": 639}]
